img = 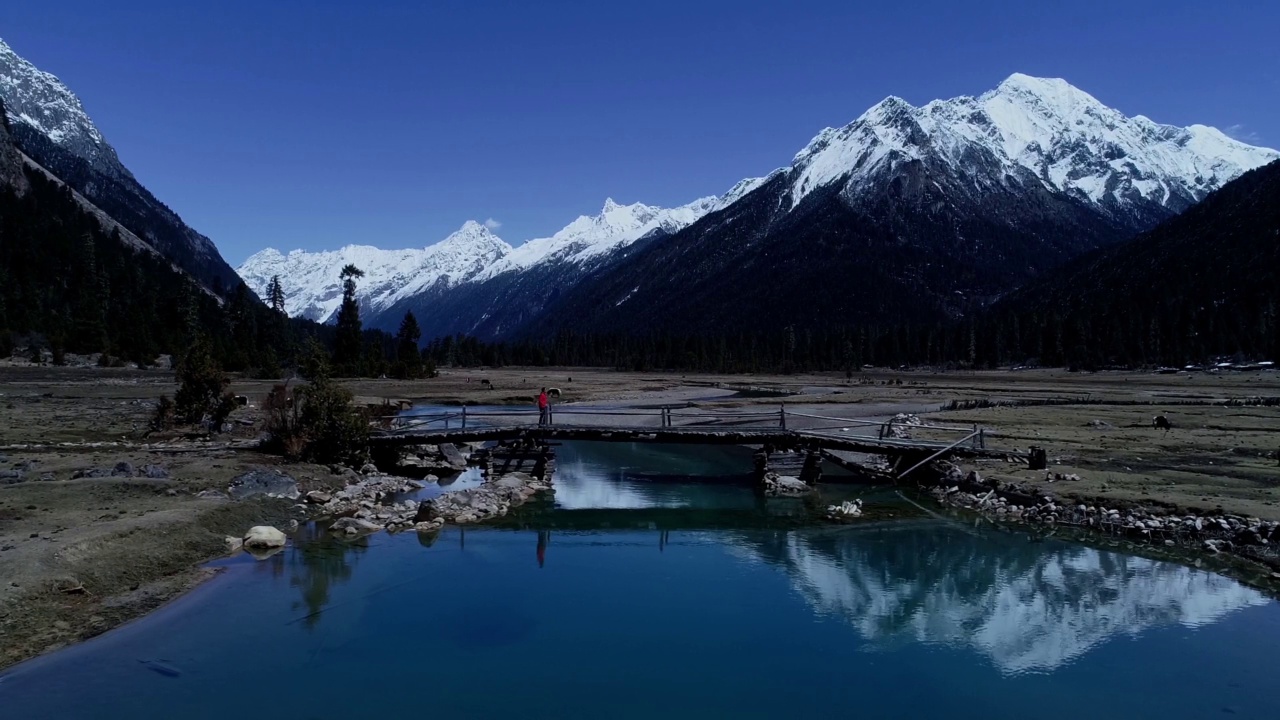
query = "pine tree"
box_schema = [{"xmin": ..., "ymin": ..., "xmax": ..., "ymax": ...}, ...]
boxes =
[
  {"xmin": 393, "ymin": 311, "xmax": 424, "ymax": 379},
  {"xmin": 266, "ymin": 275, "xmax": 286, "ymax": 315},
  {"xmin": 333, "ymin": 264, "xmax": 365, "ymax": 374}
]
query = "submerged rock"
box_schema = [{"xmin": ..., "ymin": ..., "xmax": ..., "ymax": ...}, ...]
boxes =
[
  {"xmin": 760, "ymin": 472, "xmax": 812, "ymax": 497},
  {"xmin": 826, "ymin": 499, "xmax": 864, "ymax": 521}
]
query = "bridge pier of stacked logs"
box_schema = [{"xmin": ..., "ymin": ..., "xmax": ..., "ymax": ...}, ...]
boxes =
[
  {"xmin": 754, "ymin": 446, "xmax": 824, "ymax": 485},
  {"xmin": 471, "ymin": 440, "xmax": 556, "ymax": 483}
]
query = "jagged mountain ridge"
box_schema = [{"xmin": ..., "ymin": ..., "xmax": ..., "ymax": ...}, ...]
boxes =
[
  {"xmin": 238, "ymin": 221, "xmax": 512, "ymax": 322},
  {"xmin": 0, "ymin": 38, "xmax": 244, "ymax": 294},
  {"xmin": 524, "ymin": 75, "xmax": 1278, "ymax": 337},
  {"xmin": 235, "ymin": 72, "xmax": 1277, "ymax": 339},
  {"xmin": 239, "ymin": 192, "xmax": 754, "ymax": 325}
]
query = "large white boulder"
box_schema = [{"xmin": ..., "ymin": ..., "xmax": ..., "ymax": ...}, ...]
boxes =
[{"xmin": 242, "ymin": 525, "xmax": 287, "ymax": 549}]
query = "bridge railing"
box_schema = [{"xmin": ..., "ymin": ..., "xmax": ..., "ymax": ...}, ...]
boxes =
[{"xmin": 383, "ymin": 405, "xmax": 989, "ymax": 449}]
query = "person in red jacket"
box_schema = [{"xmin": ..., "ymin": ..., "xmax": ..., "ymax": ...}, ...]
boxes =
[{"xmin": 537, "ymin": 387, "xmax": 549, "ymax": 425}]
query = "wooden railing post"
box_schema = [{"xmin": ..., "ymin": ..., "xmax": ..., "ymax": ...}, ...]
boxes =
[{"xmin": 780, "ymin": 405, "xmax": 787, "ymax": 429}]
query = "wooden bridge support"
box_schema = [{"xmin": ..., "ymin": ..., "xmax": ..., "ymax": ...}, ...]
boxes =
[
  {"xmin": 474, "ymin": 441, "xmax": 557, "ymax": 483},
  {"xmin": 753, "ymin": 446, "xmax": 824, "ymax": 485}
]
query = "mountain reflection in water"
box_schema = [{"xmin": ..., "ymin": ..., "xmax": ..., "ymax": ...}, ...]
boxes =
[{"xmin": 726, "ymin": 521, "xmax": 1269, "ymax": 674}]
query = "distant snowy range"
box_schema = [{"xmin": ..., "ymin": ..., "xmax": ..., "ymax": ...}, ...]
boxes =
[{"xmin": 237, "ymin": 73, "xmax": 1278, "ymax": 339}]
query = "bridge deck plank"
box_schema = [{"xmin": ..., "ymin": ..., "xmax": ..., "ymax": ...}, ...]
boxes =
[{"xmin": 369, "ymin": 424, "xmax": 1014, "ymax": 459}]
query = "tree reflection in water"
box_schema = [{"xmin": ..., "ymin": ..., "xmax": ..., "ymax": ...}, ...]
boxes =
[{"xmin": 281, "ymin": 522, "xmax": 370, "ymax": 630}]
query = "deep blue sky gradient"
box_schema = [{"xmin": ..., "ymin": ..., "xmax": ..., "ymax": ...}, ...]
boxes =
[{"xmin": 2, "ymin": 0, "xmax": 1277, "ymax": 264}]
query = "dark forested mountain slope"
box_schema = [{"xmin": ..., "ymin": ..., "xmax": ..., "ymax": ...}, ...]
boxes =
[
  {"xmin": 527, "ymin": 154, "xmax": 1136, "ymax": 336},
  {"xmin": 988, "ymin": 159, "xmax": 1280, "ymax": 365},
  {"xmin": 1, "ymin": 38, "xmax": 244, "ymax": 295}
]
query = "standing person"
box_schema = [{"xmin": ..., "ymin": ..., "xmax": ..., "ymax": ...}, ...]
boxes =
[{"xmin": 537, "ymin": 387, "xmax": 549, "ymax": 425}]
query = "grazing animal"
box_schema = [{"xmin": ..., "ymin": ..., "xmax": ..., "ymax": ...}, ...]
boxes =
[
  {"xmin": 1153, "ymin": 415, "xmax": 1172, "ymax": 432},
  {"xmin": 547, "ymin": 388, "xmax": 562, "ymax": 398},
  {"xmin": 480, "ymin": 379, "xmax": 493, "ymax": 389},
  {"xmin": 234, "ymin": 395, "xmax": 248, "ymax": 406}
]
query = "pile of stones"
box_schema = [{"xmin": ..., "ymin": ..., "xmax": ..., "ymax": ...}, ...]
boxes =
[
  {"xmin": 927, "ymin": 464, "xmax": 1280, "ymax": 556},
  {"xmin": 415, "ymin": 471, "xmax": 552, "ymax": 525}
]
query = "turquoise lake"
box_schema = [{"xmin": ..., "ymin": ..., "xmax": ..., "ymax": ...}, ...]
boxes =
[{"xmin": 2, "ymin": 441, "xmax": 1278, "ymax": 718}]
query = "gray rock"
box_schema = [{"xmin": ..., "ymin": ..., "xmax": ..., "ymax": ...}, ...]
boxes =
[
  {"xmin": 72, "ymin": 467, "xmax": 109, "ymax": 479},
  {"xmin": 110, "ymin": 462, "xmax": 136, "ymax": 477},
  {"xmin": 140, "ymin": 464, "xmax": 169, "ymax": 479},
  {"xmin": 360, "ymin": 463, "xmax": 379, "ymax": 475},
  {"xmin": 330, "ymin": 517, "xmax": 381, "ymax": 535},
  {"xmin": 228, "ymin": 468, "xmax": 299, "ymax": 500},
  {"xmin": 0, "ymin": 469, "xmax": 23, "ymax": 483},
  {"xmin": 305, "ymin": 491, "xmax": 332, "ymax": 504},
  {"xmin": 440, "ymin": 443, "xmax": 467, "ymax": 468}
]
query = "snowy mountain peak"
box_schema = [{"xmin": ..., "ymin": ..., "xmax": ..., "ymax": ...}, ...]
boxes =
[
  {"xmin": 476, "ymin": 191, "xmax": 733, "ymax": 281},
  {"xmin": 237, "ymin": 221, "xmax": 512, "ymax": 322},
  {"xmin": 0, "ymin": 38, "xmax": 129, "ymax": 179},
  {"xmin": 440, "ymin": 219, "xmax": 511, "ymax": 253},
  {"xmin": 789, "ymin": 73, "xmax": 1279, "ymax": 214}
]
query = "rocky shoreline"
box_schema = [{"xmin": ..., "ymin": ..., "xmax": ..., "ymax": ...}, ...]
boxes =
[{"xmin": 924, "ymin": 462, "xmax": 1280, "ymax": 591}]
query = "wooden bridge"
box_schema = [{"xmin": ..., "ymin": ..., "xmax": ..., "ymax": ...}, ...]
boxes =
[{"xmin": 371, "ymin": 406, "xmax": 1019, "ymax": 480}]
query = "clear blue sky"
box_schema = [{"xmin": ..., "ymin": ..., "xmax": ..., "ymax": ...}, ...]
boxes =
[{"xmin": 2, "ymin": 0, "xmax": 1277, "ymax": 265}]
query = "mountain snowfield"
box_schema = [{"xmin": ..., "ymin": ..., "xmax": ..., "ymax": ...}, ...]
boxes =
[
  {"xmin": 238, "ymin": 191, "xmax": 759, "ymax": 322},
  {"xmin": 0, "ymin": 38, "xmax": 129, "ymax": 180},
  {"xmin": 789, "ymin": 73, "xmax": 1276, "ymax": 215},
  {"xmin": 238, "ymin": 221, "xmax": 512, "ymax": 322},
  {"xmin": 239, "ymin": 72, "xmax": 1276, "ymax": 326}
]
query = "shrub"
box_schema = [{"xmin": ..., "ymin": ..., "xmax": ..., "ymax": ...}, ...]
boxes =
[
  {"xmin": 252, "ymin": 347, "xmax": 283, "ymax": 380},
  {"xmin": 295, "ymin": 376, "xmax": 369, "ymax": 466},
  {"xmin": 264, "ymin": 356, "xmax": 369, "ymax": 467},
  {"xmin": 172, "ymin": 337, "xmax": 235, "ymax": 428},
  {"xmin": 150, "ymin": 395, "xmax": 176, "ymax": 432}
]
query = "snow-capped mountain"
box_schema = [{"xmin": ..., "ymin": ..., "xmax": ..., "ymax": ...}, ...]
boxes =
[
  {"xmin": 238, "ymin": 221, "xmax": 512, "ymax": 322},
  {"xmin": 239, "ymin": 72, "xmax": 1276, "ymax": 339},
  {"xmin": 0, "ymin": 38, "xmax": 244, "ymax": 294},
  {"xmin": 789, "ymin": 73, "xmax": 1277, "ymax": 220},
  {"xmin": 0, "ymin": 38, "xmax": 128, "ymax": 180},
  {"xmin": 476, "ymin": 196, "xmax": 721, "ymax": 280},
  {"xmin": 239, "ymin": 193, "xmax": 745, "ymax": 325},
  {"xmin": 527, "ymin": 74, "xmax": 1278, "ymax": 337}
]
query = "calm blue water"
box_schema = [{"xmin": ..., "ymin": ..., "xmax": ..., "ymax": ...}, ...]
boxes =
[{"xmin": 2, "ymin": 442, "xmax": 1278, "ymax": 719}]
